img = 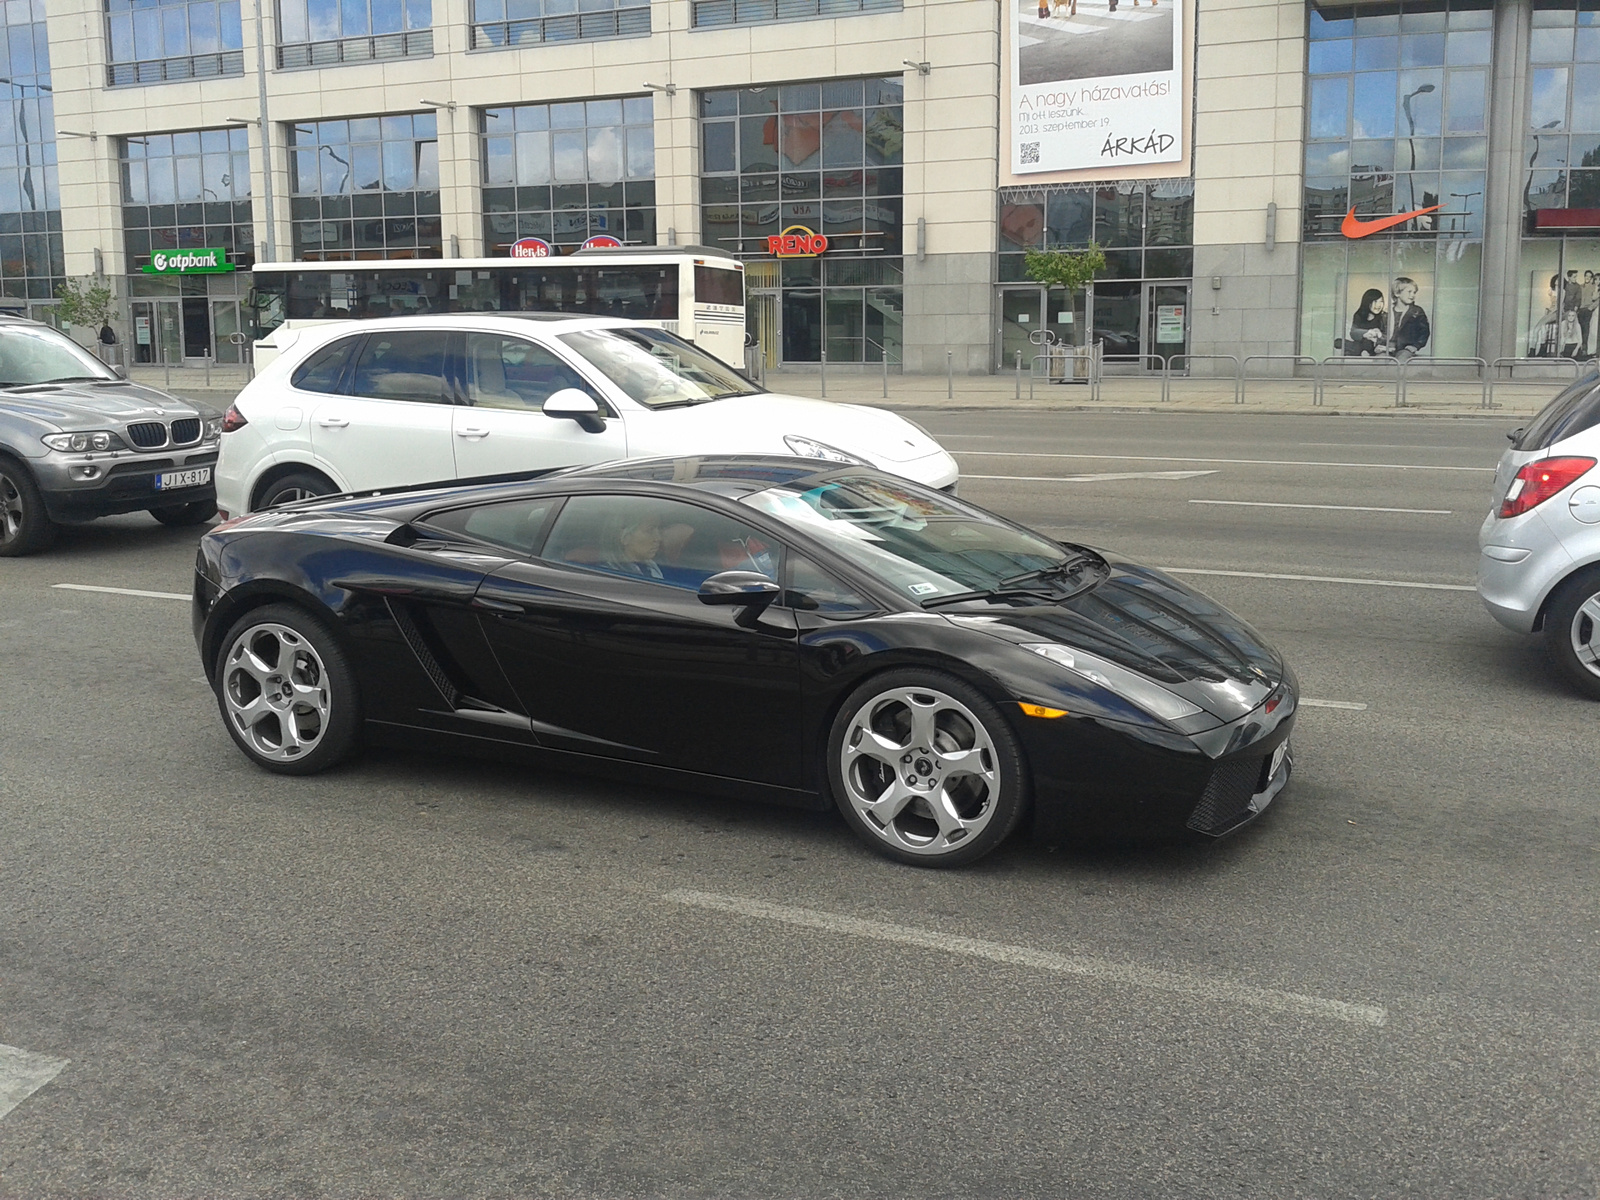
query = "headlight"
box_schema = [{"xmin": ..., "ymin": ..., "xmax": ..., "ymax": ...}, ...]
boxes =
[
  {"xmin": 203, "ymin": 416, "xmax": 223, "ymax": 441},
  {"xmin": 784, "ymin": 435, "xmax": 868, "ymax": 464},
  {"xmin": 42, "ymin": 430, "xmax": 125, "ymax": 453},
  {"xmin": 1023, "ymin": 643, "xmax": 1202, "ymax": 722}
]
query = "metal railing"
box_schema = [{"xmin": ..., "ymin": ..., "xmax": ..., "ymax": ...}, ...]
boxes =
[
  {"xmin": 1397, "ymin": 356, "xmax": 1489, "ymax": 409},
  {"xmin": 1240, "ymin": 355, "xmax": 1319, "ymax": 405},
  {"xmin": 1316, "ymin": 355, "xmax": 1402, "ymax": 407},
  {"xmin": 1161, "ymin": 354, "xmax": 1242, "ymax": 404},
  {"xmin": 278, "ymin": 29, "xmax": 433, "ymax": 68},
  {"xmin": 1025, "ymin": 335, "xmax": 1102, "ymax": 400}
]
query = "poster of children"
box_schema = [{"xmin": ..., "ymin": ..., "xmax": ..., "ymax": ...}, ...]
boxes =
[
  {"xmin": 1527, "ymin": 269, "xmax": 1600, "ymax": 359},
  {"xmin": 1342, "ymin": 275, "xmax": 1433, "ymax": 360}
]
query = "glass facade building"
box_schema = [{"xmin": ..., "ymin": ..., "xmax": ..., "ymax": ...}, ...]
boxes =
[
  {"xmin": 481, "ymin": 97, "xmax": 655, "ymax": 253},
  {"xmin": 699, "ymin": 77, "xmax": 904, "ymax": 364},
  {"xmin": 0, "ymin": 0, "xmax": 60, "ymax": 310},
  {"xmin": 104, "ymin": 0, "xmax": 245, "ymax": 85},
  {"xmin": 289, "ymin": 114, "xmax": 442, "ymax": 260},
  {"xmin": 277, "ymin": 0, "xmax": 433, "ymax": 68},
  {"xmin": 469, "ymin": 0, "xmax": 649, "ymax": 47}
]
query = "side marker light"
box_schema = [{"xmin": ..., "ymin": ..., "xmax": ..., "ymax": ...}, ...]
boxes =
[{"xmin": 1018, "ymin": 702, "xmax": 1069, "ymax": 719}]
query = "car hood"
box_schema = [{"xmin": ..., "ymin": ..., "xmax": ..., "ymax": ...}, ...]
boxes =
[
  {"xmin": 633, "ymin": 393, "xmax": 946, "ymax": 464},
  {"xmin": 954, "ymin": 560, "xmax": 1287, "ymax": 721},
  {"xmin": 3, "ymin": 380, "xmax": 212, "ymax": 428}
]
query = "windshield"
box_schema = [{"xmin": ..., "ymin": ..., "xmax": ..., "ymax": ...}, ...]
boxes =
[
  {"xmin": 741, "ymin": 475, "xmax": 1082, "ymax": 603},
  {"xmin": 559, "ymin": 326, "xmax": 759, "ymax": 409},
  {"xmin": 0, "ymin": 324, "xmax": 118, "ymax": 386}
]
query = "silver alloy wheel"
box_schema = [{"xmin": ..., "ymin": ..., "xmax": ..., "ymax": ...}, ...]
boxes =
[
  {"xmin": 269, "ymin": 486, "xmax": 318, "ymax": 506},
  {"xmin": 839, "ymin": 685, "xmax": 1002, "ymax": 857},
  {"xmin": 221, "ymin": 622, "xmax": 333, "ymax": 761},
  {"xmin": 1569, "ymin": 591, "xmax": 1600, "ymax": 678},
  {"xmin": 0, "ymin": 470, "xmax": 22, "ymax": 544}
]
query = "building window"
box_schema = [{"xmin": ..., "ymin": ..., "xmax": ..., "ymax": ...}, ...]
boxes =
[
  {"xmin": 699, "ymin": 78, "xmax": 903, "ymax": 364},
  {"xmin": 482, "ymin": 98, "xmax": 655, "ymax": 253},
  {"xmin": 1298, "ymin": 0, "xmax": 1491, "ymax": 363},
  {"xmin": 277, "ymin": 0, "xmax": 433, "ymax": 69},
  {"xmin": 691, "ymin": 0, "xmax": 899, "ymax": 31},
  {"xmin": 1520, "ymin": 0, "xmax": 1600, "ymax": 360},
  {"xmin": 470, "ymin": 0, "xmax": 648, "ymax": 47},
  {"xmin": 105, "ymin": 0, "xmax": 245, "ymax": 87},
  {"xmin": 0, "ymin": 7, "xmax": 61, "ymax": 306},
  {"xmin": 289, "ymin": 115, "xmax": 442, "ymax": 260},
  {"xmin": 995, "ymin": 181, "xmax": 1194, "ymax": 283},
  {"xmin": 120, "ymin": 128, "xmax": 254, "ymax": 273}
]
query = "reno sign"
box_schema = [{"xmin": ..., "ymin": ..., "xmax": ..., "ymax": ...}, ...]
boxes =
[
  {"xmin": 508, "ymin": 237, "xmax": 552, "ymax": 258},
  {"xmin": 766, "ymin": 225, "xmax": 829, "ymax": 257}
]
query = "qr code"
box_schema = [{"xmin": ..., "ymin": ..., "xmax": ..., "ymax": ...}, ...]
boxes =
[{"xmin": 1021, "ymin": 142, "xmax": 1040, "ymax": 164}]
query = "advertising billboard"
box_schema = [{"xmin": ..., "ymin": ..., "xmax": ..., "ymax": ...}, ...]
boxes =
[{"xmin": 1002, "ymin": 0, "xmax": 1191, "ymax": 184}]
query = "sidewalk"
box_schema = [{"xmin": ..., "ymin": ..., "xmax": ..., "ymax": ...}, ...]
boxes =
[{"xmin": 128, "ymin": 363, "xmax": 1572, "ymax": 420}]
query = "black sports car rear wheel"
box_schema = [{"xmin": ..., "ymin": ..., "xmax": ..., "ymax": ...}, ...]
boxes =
[
  {"xmin": 828, "ymin": 669, "xmax": 1027, "ymax": 867},
  {"xmin": 0, "ymin": 456, "xmax": 56, "ymax": 557},
  {"xmin": 215, "ymin": 603, "xmax": 361, "ymax": 774}
]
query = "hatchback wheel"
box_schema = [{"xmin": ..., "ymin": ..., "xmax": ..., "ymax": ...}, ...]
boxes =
[
  {"xmin": 1544, "ymin": 565, "xmax": 1600, "ymax": 700},
  {"xmin": 215, "ymin": 603, "xmax": 361, "ymax": 774},
  {"xmin": 257, "ymin": 471, "xmax": 335, "ymax": 511},
  {"xmin": 0, "ymin": 456, "xmax": 56, "ymax": 557},
  {"xmin": 827, "ymin": 669, "xmax": 1027, "ymax": 867}
]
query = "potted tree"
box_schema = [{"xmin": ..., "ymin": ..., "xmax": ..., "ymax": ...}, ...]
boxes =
[
  {"xmin": 53, "ymin": 278, "xmax": 119, "ymax": 366},
  {"xmin": 1023, "ymin": 243, "xmax": 1105, "ymax": 382}
]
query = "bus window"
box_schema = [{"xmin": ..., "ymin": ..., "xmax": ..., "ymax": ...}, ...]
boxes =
[{"xmin": 694, "ymin": 264, "xmax": 744, "ymax": 308}]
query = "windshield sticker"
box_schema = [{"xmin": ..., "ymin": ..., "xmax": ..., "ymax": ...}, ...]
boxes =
[{"xmin": 907, "ymin": 582, "xmax": 940, "ymax": 596}]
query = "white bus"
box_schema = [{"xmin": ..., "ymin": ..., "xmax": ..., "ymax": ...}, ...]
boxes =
[{"xmin": 247, "ymin": 245, "xmax": 746, "ymax": 368}]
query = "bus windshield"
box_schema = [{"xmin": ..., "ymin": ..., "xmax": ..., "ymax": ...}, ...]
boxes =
[{"xmin": 560, "ymin": 327, "xmax": 761, "ymax": 408}]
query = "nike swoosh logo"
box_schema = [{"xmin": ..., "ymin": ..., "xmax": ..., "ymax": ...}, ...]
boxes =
[{"xmin": 1341, "ymin": 205, "xmax": 1442, "ymax": 238}]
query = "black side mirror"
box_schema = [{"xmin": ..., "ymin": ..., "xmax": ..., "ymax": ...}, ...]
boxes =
[
  {"xmin": 542, "ymin": 388, "xmax": 607, "ymax": 434},
  {"xmin": 699, "ymin": 570, "xmax": 781, "ymax": 626},
  {"xmin": 1508, "ymin": 427, "xmax": 1525, "ymax": 445}
]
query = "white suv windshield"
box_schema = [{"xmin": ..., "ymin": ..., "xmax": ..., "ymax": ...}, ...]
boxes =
[
  {"xmin": 0, "ymin": 325, "xmax": 118, "ymax": 387},
  {"xmin": 559, "ymin": 327, "xmax": 759, "ymax": 409}
]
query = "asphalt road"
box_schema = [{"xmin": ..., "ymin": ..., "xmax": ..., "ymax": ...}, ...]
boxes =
[{"xmin": 2, "ymin": 412, "xmax": 1597, "ymax": 1198}]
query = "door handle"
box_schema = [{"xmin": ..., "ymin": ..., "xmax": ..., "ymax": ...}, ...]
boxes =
[
  {"xmin": 471, "ymin": 595, "xmax": 524, "ymax": 614},
  {"xmin": 316, "ymin": 416, "xmax": 349, "ymax": 428},
  {"xmin": 456, "ymin": 426, "xmax": 490, "ymax": 439}
]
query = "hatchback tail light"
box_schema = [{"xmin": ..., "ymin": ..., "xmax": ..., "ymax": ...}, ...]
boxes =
[
  {"xmin": 220, "ymin": 404, "xmax": 248, "ymax": 434},
  {"xmin": 1499, "ymin": 456, "xmax": 1597, "ymax": 518}
]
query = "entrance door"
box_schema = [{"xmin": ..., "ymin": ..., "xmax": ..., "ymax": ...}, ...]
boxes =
[
  {"xmin": 211, "ymin": 300, "xmax": 245, "ymax": 364},
  {"xmin": 1093, "ymin": 281, "xmax": 1144, "ymax": 368},
  {"xmin": 181, "ymin": 296, "xmax": 210, "ymax": 360},
  {"xmin": 1148, "ymin": 284, "xmax": 1190, "ymax": 369},
  {"xmin": 747, "ymin": 291, "xmax": 779, "ymax": 377},
  {"xmin": 999, "ymin": 288, "xmax": 1042, "ymax": 372},
  {"xmin": 132, "ymin": 300, "xmax": 184, "ymax": 365}
]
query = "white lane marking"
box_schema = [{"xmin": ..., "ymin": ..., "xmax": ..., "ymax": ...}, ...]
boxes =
[
  {"xmin": 1301, "ymin": 698, "xmax": 1369, "ymax": 710},
  {"xmin": 965, "ymin": 469, "xmax": 1219, "ymax": 483},
  {"xmin": 1161, "ymin": 566, "xmax": 1475, "ymax": 592},
  {"xmin": 0, "ymin": 1044, "xmax": 69, "ymax": 1122},
  {"xmin": 665, "ymin": 890, "xmax": 1387, "ymax": 1028},
  {"xmin": 52, "ymin": 583, "xmax": 188, "ymax": 601},
  {"xmin": 954, "ymin": 450, "xmax": 1495, "ymax": 473},
  {"xmin": 1190, "ymin": 499, "xmax": 1453, "ymax": 515}
]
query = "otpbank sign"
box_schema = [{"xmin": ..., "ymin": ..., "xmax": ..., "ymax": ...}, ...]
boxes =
[{"xmin": 141, "ymin": 249, "xmax": 235, "ymax": 275}]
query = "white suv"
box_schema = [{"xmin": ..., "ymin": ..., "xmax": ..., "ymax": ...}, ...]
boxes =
[{"xmin": 215, "ymin": 314, "xmax": 957, "ymax": 516}]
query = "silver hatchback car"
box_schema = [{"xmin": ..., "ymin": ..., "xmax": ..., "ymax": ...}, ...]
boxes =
[{"xmin": 1478, "ymin": 371, "xmax": 1600, "ymax": 696}]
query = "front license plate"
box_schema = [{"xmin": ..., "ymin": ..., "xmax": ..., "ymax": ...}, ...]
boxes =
[{"xmin": 155, "ymin": 467, "xmax": 211, "ymax": 491}]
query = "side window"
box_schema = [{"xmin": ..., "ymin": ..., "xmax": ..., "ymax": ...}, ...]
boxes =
[
  {"xmin": 785, "ymin": 554, "xmax": 877, "ymax": 617},
  {"xmin": 349, "ymin": 329, "xmax": 451, "ymax": 403},
  {"xmin": 541, "ymin": 494, "xmax": 780, "ymax": 591},
  {"xmin": 465, "ymin": 333, "xmax": 594, "ymax": 411},
  {"xmin": 290, "ymin": 334, "xmax": 361, "ymax": 394},
  {"xmin": 421, "ymin": 497, "xmax": 560, "ymax": 556}
]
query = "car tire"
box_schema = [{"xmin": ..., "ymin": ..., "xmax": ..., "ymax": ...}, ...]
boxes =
[
  {"xmin": 256, "ymin": 470, "xmax": 336, "ymax": 511},
  {"xmin": 1543, "ymin": 565, "xmax": 1600, "ymax": 700},
  {"xmin": 0, "ymin": 455, "xmax": 57, "ymax": 557},
  {"xmin": 214, "ymin": 602, "xmax": 361, "ymax": 775},
  {"xmin": 148, "ymin": 500, "xmax": 217, "ymax": 527},
  {"xmin": 826, "ymin": 668, "xmax": 1028, "ymax": 867}
]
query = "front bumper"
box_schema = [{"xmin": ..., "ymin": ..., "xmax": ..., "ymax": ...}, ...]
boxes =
[
  {"xmin": 37, "ymin": 447, "xmax": 218, "ymax": 520},
  {"xmin": 1020, "ymin": 678, "xmax": 1297, "ymax": 845}
]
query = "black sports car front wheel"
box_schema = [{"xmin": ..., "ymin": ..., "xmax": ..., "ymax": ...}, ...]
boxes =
[
  {"xmin": 828, "ymin": 669, "xmax": 1028, "ymax": 867},
  {"xmin": 215, "ymin": 603, "xmax": 361, "ymax": 775}
]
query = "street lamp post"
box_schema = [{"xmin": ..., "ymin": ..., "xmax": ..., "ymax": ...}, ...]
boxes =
[{"xmin": 1402, "ymin": 82, "xmax": 1436, "ymax": 216}]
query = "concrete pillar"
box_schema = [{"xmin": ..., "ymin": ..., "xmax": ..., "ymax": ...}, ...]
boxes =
[{"xmin": 1479, "ymin": 0, "xmax": 1533, "ymax": 364}]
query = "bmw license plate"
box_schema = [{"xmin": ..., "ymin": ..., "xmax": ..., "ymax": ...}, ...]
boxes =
[{"xmin": 155, "ymin": 467, "xmax": 211, "ymax": 491}]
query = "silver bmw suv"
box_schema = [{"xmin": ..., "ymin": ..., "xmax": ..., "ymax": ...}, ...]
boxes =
[
  {"xmin": 0, "ymin": 315, "xmax": 220, "ymax": 556},
  {"xmin": 1478, "ymin": 370, "xmax": 1600, "ymax": 696}
]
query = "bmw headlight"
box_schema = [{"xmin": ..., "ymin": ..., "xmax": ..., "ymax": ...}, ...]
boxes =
[
  {"xmin": 203, "ymin": 416, "xmax": 223, "ymax": 441},
  {"xmin": 1023, "ymin": 643, "xmax": 1202, "ymax": 722},
  {"xmin": 43, "ymin": 430, "xmax": 126, "ymax": 453},
  {"xmin": 784, "ymin": 435, "xmax": 868, "ymax": 464}
]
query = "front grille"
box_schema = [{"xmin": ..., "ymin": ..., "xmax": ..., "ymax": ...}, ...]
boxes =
[
  {"xmin": 169, "ymin": 418, "xmax": 201, "ymax": 445},
  {"xmin": 126, "ymin": 421, "xmax": 167, "ymax": 449},
  {"xmin": 1187, "ymin": 757, "xmax": 1264, "ymax": 836}
]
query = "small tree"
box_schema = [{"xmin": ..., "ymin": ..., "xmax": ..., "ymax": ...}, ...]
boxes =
[
  {"xmin": 1023, "ymin": 243, "xmax": 1107, "ymax": 292},
  {"xmin": 54, "ymin": 277, "xmax": 116, "ymax": 330}
]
